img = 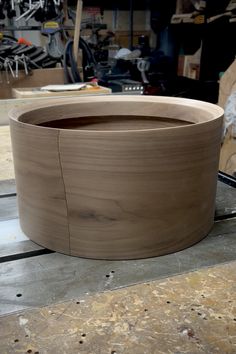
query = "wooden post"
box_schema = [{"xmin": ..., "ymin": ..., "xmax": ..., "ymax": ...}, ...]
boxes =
[{"xmin": 73, "ymin": 0, "xmax": 83, "ymax": 63}]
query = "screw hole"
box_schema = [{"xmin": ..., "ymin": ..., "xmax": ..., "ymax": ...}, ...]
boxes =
[
  {"xmin": 27, "ymin": 350, "xmax": 32, "ymax": 353},
  {"xmin": 111, "ymin": 271, "xmax": 115, "ymax": 273},
  {"xmin": 25, "ymin": 335, "xmax": 29, "ymax": 338},
  {"xmin": 233, "ymin": 318, "xmax": 236, "ymax": 321},
  {"xmin": 218, "ymin": 316, "xmax": 222, "ymax": 319},
  {"xmin": 16, "ymin": 293, "xmax": 22, "ymax": 297},
  {"xmin": 111, "ymin": 351, "xmax": 117, "ymax": 354},
  {"xmin": 197, "ymin": 312, "xmax": 202, "ymax": 316},
  {"xmin": 106, "ymin": 274, "xmax": 110, "ymax": 278},
  {"xmin": 144, "ymin": 309, "xmax": 148, "ymax": 312},
  {"xmin": 79, "ymin": 340, "xmax": 83, "ymax": 344},
  {"xmin": 76, "ymin": 301, "xmax": 80, "ymax": 304},
  {"xmin": 14, "ymin": 339, "xmax": 19, "ymax": 342},
  {"xmin": 166, "ymin": 301, "xmax": 171, "ymax": 304},
  {"xmin": 191, "ymin": 308, "xmax": 195, "ymax": 311},
  {"xmin": 81, "ymin": 333, "xmax": 86, "ymax": 337}
]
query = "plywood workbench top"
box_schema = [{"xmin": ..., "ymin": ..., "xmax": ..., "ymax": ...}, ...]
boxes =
[{"xmin": 0, "ymin": 261, "xmax": 235, "ymax": 354}]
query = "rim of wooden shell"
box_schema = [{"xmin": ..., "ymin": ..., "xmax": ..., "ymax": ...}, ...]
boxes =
[{"xmin": 9, "ymin": 95, "xmax": 224, "ymax": 133}]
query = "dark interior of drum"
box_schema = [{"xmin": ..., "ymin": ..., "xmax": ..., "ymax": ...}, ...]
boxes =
[
  {"xmin": 37, "ymin": 115, "xmax": 194, "ymax": 130},
  {"xmin": 18, "ymin": 99, "xmax": 218, "ymax": 130}
]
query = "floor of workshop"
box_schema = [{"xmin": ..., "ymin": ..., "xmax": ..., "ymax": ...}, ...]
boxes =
[{"xmin": 0, "ymin": 125, "xmax": 236, "ymax": 354}]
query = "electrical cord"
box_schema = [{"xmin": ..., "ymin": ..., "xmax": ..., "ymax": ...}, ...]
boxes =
[
  {"xmin": 63, "ymin": 39, "xmax": 80, "ymax": 83},
  {"xmin": 63, "ymin": 37, "xmax": 96, "ymax": 83}
]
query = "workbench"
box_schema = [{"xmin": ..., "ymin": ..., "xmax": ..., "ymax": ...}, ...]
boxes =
[{"xmin": 0, "ymin": 127, "xmax": 236, "ymax": 353}]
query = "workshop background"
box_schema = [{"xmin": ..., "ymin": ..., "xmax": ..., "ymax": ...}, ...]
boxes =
[{"xmin": 0, "ymin": 1, "xmax": 236, "ymax": 353}]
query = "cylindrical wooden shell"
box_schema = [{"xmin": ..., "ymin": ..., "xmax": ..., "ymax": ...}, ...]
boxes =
[{"xmin": 9, "ymin": 96, "xmax": 224, "ymax": 259}]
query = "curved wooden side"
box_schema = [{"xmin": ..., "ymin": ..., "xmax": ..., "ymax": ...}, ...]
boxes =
[
  {"xmin": 9, "ymin": 96, "xmax": 224, "ymax": 259},
  {"xmin": 9, "ymin": 119, "xmax": 70, "ymax": 253},
  {"xmin": 59, "ymin": 119, "xmax": 222, "ymax": 259}
]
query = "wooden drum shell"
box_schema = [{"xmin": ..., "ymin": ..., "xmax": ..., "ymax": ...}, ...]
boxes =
[{"xmin": 9, "ymin": 96, "xmax": 224, "ymax": 259}]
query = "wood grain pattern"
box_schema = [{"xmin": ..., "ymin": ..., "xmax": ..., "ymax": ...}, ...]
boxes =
[
  {"xmin": 12, "ymin": 85, "xmax": 111, "ymax": 99},
  {"xmin": 9, "ymin": 96, "xmax": 224, "ymax": 259},
  {"xmin": 9, "ymin": 119, "xmax": 69, "ymax": 253},
  {"xmin": 218, "ymin": 59, "xmax": 236, "ymax": 109},
  {"xmin": 218, "ymin": 59, "xmax": 236, "ymax": 176}
]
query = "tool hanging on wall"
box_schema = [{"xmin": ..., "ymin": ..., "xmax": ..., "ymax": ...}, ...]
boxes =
[
  {"xmin": 0, "ymin": 0, "xmax": 64, "ymax": 21},
  {"xmin": 0, "ymin": 34, "xmax": 60, "ymax": 83},
  {"xmin": 41, "ymin": 20, "xmax": 64, "ymax": 59},
  {"xmin": 63, "ymin": 36, "xmax": 96, "ymax": 83}
]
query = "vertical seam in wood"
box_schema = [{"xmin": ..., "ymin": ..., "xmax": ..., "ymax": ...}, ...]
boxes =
[{"xmin": 57, "ymin": 130, "xmax": 71, "ymax": 254}]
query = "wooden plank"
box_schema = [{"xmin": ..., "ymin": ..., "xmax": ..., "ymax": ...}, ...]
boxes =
[
  {"xmin": 219, "ymin": 130, "xmax": 236, "ymax": 176},
  {"xmin": 218, "ymin": 59, "xmax": 236, "ymax": 108},
  {"xmin": 12, "ymin": 85, "xmax": 111, "ymax": 99},
  {"xmin": 219, "ymin": 59, "xmax": 236, "ymax": 176},
  {"xmin": 73, "ymin": 0, "xmax": 83, "ymax": 62}
]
